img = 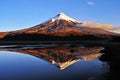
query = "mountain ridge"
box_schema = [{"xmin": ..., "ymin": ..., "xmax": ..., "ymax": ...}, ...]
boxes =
[{"xmin": 0, "ymin": 13, "xmax": 119, "ymax": 41}]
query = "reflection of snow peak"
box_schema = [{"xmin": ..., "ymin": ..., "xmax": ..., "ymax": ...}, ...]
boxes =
[
  {"xmin": 51, "ymin": 13, "xmax": 80, "ymax": 23},
  {"xmin": 51, "ymin": 52, "xmax": 101, "ymax": 70},
  {"xmin": 58, "ymin": 59, "xmax": 80, "ymax": 70},
  {"xmin": 51, "ymin": 59, "xmax": 80, "ymax": 70}
]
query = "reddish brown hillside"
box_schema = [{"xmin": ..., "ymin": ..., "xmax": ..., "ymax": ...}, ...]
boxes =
[
  {"xmin": 0, "ymin": 32, "xmax": 9, "ymax": 38},
  {"xmin": 0, "ymin": 13, "xmax": 119, "ymax": 41}
]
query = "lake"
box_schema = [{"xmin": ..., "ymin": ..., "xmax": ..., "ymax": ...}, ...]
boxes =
[{"xmin": 0, "ymin": 43, "xmax": 119, "ymax": 80}]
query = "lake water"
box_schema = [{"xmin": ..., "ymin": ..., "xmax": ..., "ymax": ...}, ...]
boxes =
[{"xmin": 0, "ymin": 43, "xmax": 119, "ymax": 80}]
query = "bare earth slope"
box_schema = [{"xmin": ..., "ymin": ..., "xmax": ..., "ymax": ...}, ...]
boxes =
[{"xmin": 0, "ymin": 13, "xmax": 119, "ymax": 41}]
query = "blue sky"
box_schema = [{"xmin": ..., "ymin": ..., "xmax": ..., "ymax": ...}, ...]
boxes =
[{"xmin": 0, "ymin": 0, "xmax": 120, "ymax": 32}]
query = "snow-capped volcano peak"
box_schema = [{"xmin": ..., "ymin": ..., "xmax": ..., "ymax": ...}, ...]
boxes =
[{"xmin": 51, "ymin": 13, "xmax": 80, "ymax": 23}]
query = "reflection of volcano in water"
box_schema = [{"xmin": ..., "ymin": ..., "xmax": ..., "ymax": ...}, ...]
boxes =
[{"xmin": 0, "ymin": 45, "xmax": 103, "ymax": 70}]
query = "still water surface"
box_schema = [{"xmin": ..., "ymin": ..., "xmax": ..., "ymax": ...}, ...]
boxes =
[{"xmin": 0, "ymin": 44, "xmax": 109, "ymax": 80}]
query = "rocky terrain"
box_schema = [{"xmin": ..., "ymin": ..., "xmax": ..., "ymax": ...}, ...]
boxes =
[{"xmin": 0, "ymin": 13, "xmax": 119, "ymax": 41}]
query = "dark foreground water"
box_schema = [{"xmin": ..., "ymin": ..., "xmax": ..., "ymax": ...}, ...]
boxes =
[{"xmin": 0, "ymin": 43, "xmax": 119, "ymax": 80}]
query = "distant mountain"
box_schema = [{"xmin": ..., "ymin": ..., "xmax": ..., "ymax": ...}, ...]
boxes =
[
  {"xmin": 107, "ymin": 27, "xmax": 120, "ymax": 34},
  {"xmin": 81, "ymin": 21, "xmax": 113, "ymax": 29},
  {"xmin": 0, "ymin": 13, "xmax": 119, "ymax": 41}
]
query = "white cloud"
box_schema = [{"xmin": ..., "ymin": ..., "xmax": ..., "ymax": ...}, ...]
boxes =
[{"xmin": 87, "ymin": 1, "xmax": 95, "ymax": 6}]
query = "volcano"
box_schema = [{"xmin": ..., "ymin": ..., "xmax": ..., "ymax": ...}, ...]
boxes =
[{"xmin": 0, "ymin": 13, "xmax": 119, "ymax": 41}]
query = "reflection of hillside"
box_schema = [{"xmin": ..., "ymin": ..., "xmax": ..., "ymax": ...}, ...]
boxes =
[{"xmin": 1, "ymin": 46, "xmax": 103, "ymax": 70}]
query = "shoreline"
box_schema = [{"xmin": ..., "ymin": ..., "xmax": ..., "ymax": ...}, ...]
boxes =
[{"xmin": 0, "ymin": 41, "xmax": 119, "ymax": 45}]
